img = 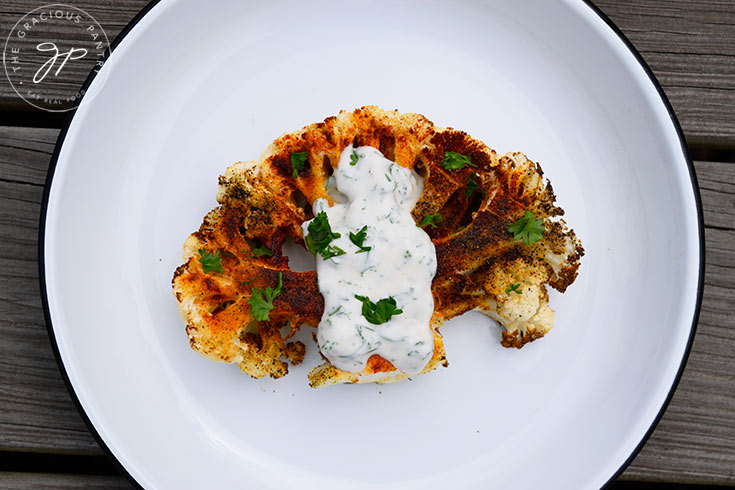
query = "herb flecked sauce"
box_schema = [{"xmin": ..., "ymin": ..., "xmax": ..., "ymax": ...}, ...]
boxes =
[{"xmin": 302, "ymin": 146, "xmax": 437, "ymax": 374}]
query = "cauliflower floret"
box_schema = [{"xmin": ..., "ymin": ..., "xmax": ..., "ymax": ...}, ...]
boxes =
[{"xmin": 478, "ymin": 257, "xmax": 555, "ymax": 348}]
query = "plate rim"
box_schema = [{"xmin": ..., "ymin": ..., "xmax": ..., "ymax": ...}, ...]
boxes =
[{"xmin": 37, "ymin": 1, "xmax": 705, "ymax": 489}]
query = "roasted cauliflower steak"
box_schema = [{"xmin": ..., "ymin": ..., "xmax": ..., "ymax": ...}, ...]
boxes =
[{"xmin": 172, "ymin": 106, "xmax": 583, "ymax": 387}]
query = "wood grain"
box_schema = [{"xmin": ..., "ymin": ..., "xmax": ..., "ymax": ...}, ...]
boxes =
[
  {"xmin": 0, "ymin": 473, "xmax": 133, "ymax": 489},
  {"xmin": 0, "ymin": 127, "xmax": 101, "ymax": 454},
  {"xmin": 0, "ymin": 126, "xmax": 56, "ymax": 185},
  {"xmin": 621, "ymin": 245, "xmax": 735, "ymax": 482},
  {"xmin": 0, "ymin": 1, "xmax": 734, "ymax": 146},
  {"xmin": 0, "ymin": 0, "xmax": 151, "ymax": 112},
  {"xmin": 0, "ymin": 127, "xmax": 733, "ymax": 484},
  {"xmin": 593, "ymin": 0, "xmax": 735, "ymax": 148}
]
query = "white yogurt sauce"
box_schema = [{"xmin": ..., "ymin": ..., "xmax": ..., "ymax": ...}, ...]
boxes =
[{"xmin": 302, "ymin": 145, "xmax": 437, "ymax": 375}]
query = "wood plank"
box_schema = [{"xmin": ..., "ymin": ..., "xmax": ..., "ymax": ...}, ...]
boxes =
[
  {"xmin": 0, "ymin": 473, "xmax": 133, "ymax": 489},
  {"xmin": 0, "ymin": 127, "xmax": 101, "ymax": 454},
  {"xmin": 0, "ymin": 0, "xmax": 150, "ymax": 112},
  {"xmin": 622, "ymin": 237, "xmax": 735, "ymax": 482},
  {"xmin": 594, "ymin": 0, "xmax": 735, "ymax": 147},
  {"xmin": 0, "ymin": 186, "xmax": 102, "ymax": 454},
  {"xmin": 0, "ymin": 127, "xmax": 57, "ymax": 185},
  {"xmin": 0, "ymin": 128, "xmax": 733, "ymax": 483},
  {"xmin": 1, "ymin": 1, "xmax": 735, "ymax": 146},
  {"xmin": 695, "ymin": 160, "xmax": 735, "ymax": 229}
]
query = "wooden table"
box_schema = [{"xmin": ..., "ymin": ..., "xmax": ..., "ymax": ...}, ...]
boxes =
[{"xmin": 1, "ymin": 1, "xmax": 733, "ymax": 488}]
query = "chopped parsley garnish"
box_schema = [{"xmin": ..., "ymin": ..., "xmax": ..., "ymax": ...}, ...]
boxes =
[
  {"xmin": 198, "ymin": 248, "xmax": 223, "ymax": 274},
  {"xmin": 354, "ymin": 295, "xmax": 403, "ymax": 325},
  {"xmin": 249, "ymin": 245, "xmax": 272, "ymax": 257},
  {"xmin": 441, "ymin": 151, "xmax": 476, "ymax": 170},
  {"xmin": 466, "ymin": 172, "xmax": 484, "ymax": 200},
  {"xmin": 305, "ymin": 211, "xmax": 345, "ymax": 259},
  {"xmin": 349, "ymin": 150, "xmax": 359, "ymax": 166},
  {"xmin": 349, "ymin": 225, "xmax": 371, "ymax": 253},
  {"xmin": 508, "ymin": 210, "xmax": 545, "ymax": 245},
  {"xmin": 505, "ymin": 283, "xmax": 522, "ymax": 295},
  {"xmin": 420, "ymin": 213, "xmax": 442, "ymax": 229},
  {"xmin": 290, "ymin": 151, "xmax": 308, "ymax": 178},
  {"xmin": 247, "ymin": 272, "xmax": 282, "ymax": 321},
  {"xmin": 320, "ymin": 245, "xmax": 346, "ymax": 259}
]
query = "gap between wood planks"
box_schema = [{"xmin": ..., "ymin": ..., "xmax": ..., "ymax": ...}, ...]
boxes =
[
  {"xmin": 0, "ymin": 451, "xmax": 118, "ymax": 476},
  {"xmin": 690, "ymin": 147, "xmax": 735, "ymax": 164}
]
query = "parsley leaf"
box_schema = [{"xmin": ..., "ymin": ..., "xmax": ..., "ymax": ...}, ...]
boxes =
[
  {"xmin": 349, "ymin": 225, "xmax": 371, "ymax": 253},
  {"xmin": 466, "ymin": 172, "xmax": 484, "ymax": 200},
  {"xmin": 291, "ymin": 151, "xmax": 308, "ymax": 179},
  {"xmin": 505, "ymin": 283, "xmax": 522, "ymax": 295},
  {"xmin": 249, "ymin": 245, "xmax": 272, "ymax": 257},
  {"xmin": 320, "ymin": 245, "xmax": 346, "ymax": 259},
  {"xmin": 349, "ymin": 150, "xmax": 359, "ymax": 166},
  {"xmin": 420, "ymin": 213, "xmax": 442, "ymax": 229},
  {"xmin": 354, "ymin": 295, "xmax": 403, "ymax": 325},
  {"xmin": 507, "ymin": 210, "xmax": 545, "ymax": 245},
  {"xmin": 441, "ymin": 151, "xmax": 477, "ymax": 170},
  {"xmin": 247, "ymin": 272, "xmax": 283, "ymax": 321},
  {"xmin": 198, "ymin": 248, "xmax": 223, "ymax": 274},
  {"xmin": 305, "ymin": 211, "xmax": 345, "ymax": 259}
]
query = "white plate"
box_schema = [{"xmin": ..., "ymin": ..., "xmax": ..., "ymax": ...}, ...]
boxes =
[{"xmin": 41, "ymin": 1, "xmax": 703, "ymax": 489}]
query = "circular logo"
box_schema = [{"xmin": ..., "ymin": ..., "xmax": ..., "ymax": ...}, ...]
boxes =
[{"xmin": 3, "ymin": 4, "xmax": 110, "ymax": 112}]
